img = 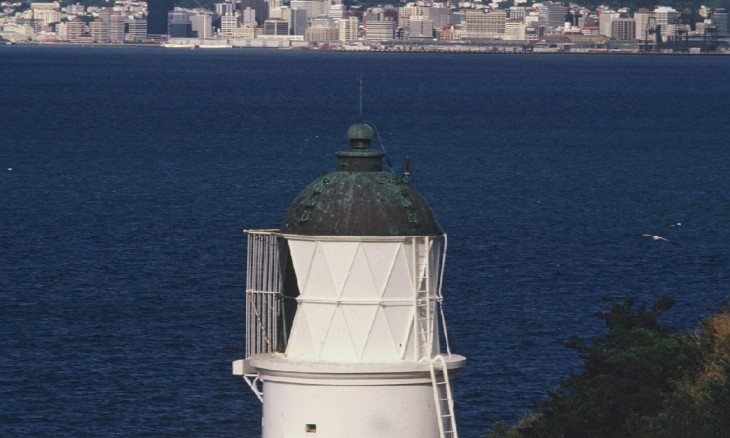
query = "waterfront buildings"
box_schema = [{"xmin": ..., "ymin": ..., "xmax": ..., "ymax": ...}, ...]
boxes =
[{"xmin": 0, "ymin": 0, "xmax": 728, "ymax": 52}]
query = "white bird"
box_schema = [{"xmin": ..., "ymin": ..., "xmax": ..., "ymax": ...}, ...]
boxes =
[{"xmin": 642, "ymin": 234, "xmax": 671, "ymax": 243}]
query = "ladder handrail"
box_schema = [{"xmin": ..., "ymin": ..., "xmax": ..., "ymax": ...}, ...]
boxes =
[
  {"xmin": 437, "ymin": 233, "xmax": 453, "ymax": 357},
  {"xmin": 414, "ymin": 236, "xmax": 433, "ymax": 361},
  {"xmin": 429, "ymin": 354, "xmax": 458, "ymax": 438}
]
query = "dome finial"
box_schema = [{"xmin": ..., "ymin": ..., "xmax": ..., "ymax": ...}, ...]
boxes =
[{"xmin": 347, "ymin": 76, "xmax": 374, "ymax": 150}]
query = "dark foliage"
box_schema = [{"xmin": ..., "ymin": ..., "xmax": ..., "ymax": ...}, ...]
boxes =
[{"xmin": 489, "ymin": 296, "xmax": 718, "ymax": 438}]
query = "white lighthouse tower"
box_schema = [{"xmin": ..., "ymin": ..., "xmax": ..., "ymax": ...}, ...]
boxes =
[{"xmin": 233, "ymin": 121, "xmax": 465, "ymax": 438}]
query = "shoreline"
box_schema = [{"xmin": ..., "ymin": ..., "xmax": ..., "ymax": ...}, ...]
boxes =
[{"xmin": 4, "ymin": 40, "xmax": 729, "ymax": 56}]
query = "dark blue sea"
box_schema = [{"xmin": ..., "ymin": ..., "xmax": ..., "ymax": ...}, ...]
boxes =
[{"xmin": 2, "ymin": 45, "xmax": 729, "ymax": 437}]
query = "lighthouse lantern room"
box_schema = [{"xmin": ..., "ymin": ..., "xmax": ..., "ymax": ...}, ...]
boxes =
[{"xmin": 233, "ymin": 120, "xmax": 465, "ymax": 438}]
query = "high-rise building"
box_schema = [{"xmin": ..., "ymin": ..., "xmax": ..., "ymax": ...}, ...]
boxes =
[
  {"xmin": 168, "ymin": 8, "xmax": 192, "ymax": 37},
  {"xmin": 90, "ymin": 18, "xmax": 109, "ymax": 42},
  {"xmin": 611, "ymin": 18, "xmax": 635, "ymax": 40},
  {"xmin": 465, "ymin": 11, "xmax": 489, "ymax": 37},
  {"xmin": 110, "ymin": 14, "xmax": 127, "ymax": 43},
  {"xmin": 126, "ymin": 17, "xmax": 147, "ymax": 42},
  {"xmin": 654, "ymin": 6, "xmax": 679, "ymax": 39},
  {"xmin": 364, "ymin": 13, "xmax": 395, "ymax": 41},
  {"xmin": 290, "ymin": 0, "xmax": 313, "ymax": 20},
  {"xmin": 148, "ymin": 0, "xmax": 175, "ymax": 35},
  {"xmin": 66, "ymin": 17, "xmax": 88, "ymax": 43},
  {"xmin": 290, "ymin": 8, "xmax": 307, "ymax": 36},
  {"xmin": 311, "ymin": 0, "xmax": 328, "ymax": 18},
  {"xmin": 598, "ymin": 11, "xmax": 619, "ymax": 37},
  {"xmin": 263, "ymin": 18, "xmax": 288, "ymax": 35},
  {"xmin": 409, "ymin": 15, "xmax": 433, "ymax": 38},
  {"xmin": 216, "ymin": 1, "xmax": 235, "ymax": 16},
  {"xmin": 240, "ymin": 0, "xmax": 269, "ymax": 25},
  {"xmin": 242, "ymin": 7, "xmax": 257, "ymax": 26},
  {"xmin": 505, "ymin": 19, "xmax": 526, "ymax": 40},
  {"xmin": 712, "ymin": 9, "xmax": 728, "ymax": 35},
  {"xmin": 428, "ymin": 6, "xmax": 452, "ymax": 30},
  {"xmin": 31, "ymin": 2, "xmax": 61, "ymax": 28},
  {"xmin": 328, "ymin": 2, "xmax": 344, "ymax": 19},
  {"xmin": 539, "ymin": 2, "xmax": 568, "ymax": 28},
  {"xmin": 485, "ymin": 9, "xmax": 507, "ymax": 35},
  {"xmin": 338, "ymin": 16, "xmax": 358, "ymax": 42},
  {"xmin": 634, "ymin": 9, "xmax": 652, "ymax": 40},
  {"xmin": 190, "ymin": 13, "xmax": 213, "ymax": 38},
  {"xmin": 220, "ymin": 13, "xmax": 240, "ymax": 35}
]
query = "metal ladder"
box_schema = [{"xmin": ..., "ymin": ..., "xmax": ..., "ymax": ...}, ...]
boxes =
[
  {"xmin": 430, "ymin": 354, "xmax": 458, "ymax": 438},
  {"xmin": 414, "ymin": 236, "xmax": 433, "ymax": 360}
]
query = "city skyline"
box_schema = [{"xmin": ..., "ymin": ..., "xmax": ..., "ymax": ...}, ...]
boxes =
[{"xmin": 1, "ymin": 0, "xmax": 729, "ymax": 53}]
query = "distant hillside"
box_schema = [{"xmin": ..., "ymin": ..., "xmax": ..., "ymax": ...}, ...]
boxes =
[{"xmin": 53, "ymin": 0, "xmax": 730, "ymax": 17}]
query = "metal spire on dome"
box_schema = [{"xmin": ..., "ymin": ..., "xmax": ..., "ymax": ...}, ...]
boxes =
[
  {"xmin": 358, "ymin": 75, "xmax": 364, "ymax": 120},
  {"xmin": 351, "ymin": 76, "xmax": 394, "ymax": 172}
]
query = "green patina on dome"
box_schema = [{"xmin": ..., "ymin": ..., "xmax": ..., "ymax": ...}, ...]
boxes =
[
  {"xmin": 279, "ymin": 122, "xmax": 442, "ymax": 237},
  {"xmin": 346, "ymin": 121, "xmax": 374, "ymax": 150}
]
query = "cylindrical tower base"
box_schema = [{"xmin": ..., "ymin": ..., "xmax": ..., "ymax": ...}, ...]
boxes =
[{"xmin": 249, "ymin": 353, "xmax": 465, "ymax": 438}]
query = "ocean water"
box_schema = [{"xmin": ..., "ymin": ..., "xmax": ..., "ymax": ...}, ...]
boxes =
[{"xmin": 2, "ymin": 45, "xmax": 729, "ymax": 437}]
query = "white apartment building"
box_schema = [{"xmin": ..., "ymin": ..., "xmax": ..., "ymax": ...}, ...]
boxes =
[
  {"xmin": 220, "ymin": 13, "xmax": 240, "ymax": 35},
  {"xmin": 504, "ymin": 18, "xmax": 526, "ymax": 40},
  {"xmin": 598, "ymin": 11, "xmax": 619, "ymax": 37},
  {"xmin": 90, "ymin": 18, "xmax": 108, "ymax": 42},
  {"xmin": 465, "ymin": 11, "xmax": 488, "ymax": 37},
  {"xmin": 634, "ymin": 10, "xmax": 652, "ymax": 40},
  {"xmin": 654, "ymin": 6, "xmax": 678, "ymax": 39},
  {"xmin": 242, "ymin": 7, "xmax": 256, "ymax": 26},
  {"xmin": 364, "ymin": 16, "xmax": 395, "ymax": 41},
  {"xmin": 338, "ymin": 16, "xmax": 359, "ymax": 42},
  {"xmin": 465, "ymin": 10, "xmax": 506, "ymax": 38},
  {"xmin": 126, "ymin": 17, "xmax": 147, "ymax": 42},
  {"xmin": 30, "ymin": 2, "xmax": 61, "ymax": 28},
  {"xmin": 110, "ymin": 14, "xmax": 127, "ymax": 43}
]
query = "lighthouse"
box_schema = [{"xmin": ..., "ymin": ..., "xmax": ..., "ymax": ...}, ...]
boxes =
[{"xmin": 233, "ymin": 120, "xmax": 465, "ymax": 438}]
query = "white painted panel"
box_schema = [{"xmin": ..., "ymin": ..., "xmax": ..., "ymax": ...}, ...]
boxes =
[
  {"xmin": 302, "ymin": 303, "xmax": 337, "ymax": 358},
  {"xmin": 321, "ymin": 241, "xmax": 360, "ymax": 297},
  {"xmin": 287, "ymin": 239, "xmax": 317, "ymax": 293},
  {"xmin": 362, "ymin": 241, "xmax": 402, "ymax": 298},
  {"xmin": 383, "ymin": 305, "xmax": 416, "ymax": 359},
  {"xmin": 381, "ymin": 243, "xmax": 414, "ymax": 300},
  {"xmin": 285, "ymin": 304, "xmax": 314, "ymax": 358},
  {"xmin": 361, "ymin": 306, "xmax": 400, "ymax": 361},
  {"xmin": 301, "ymin": 242, "xmax": 338, "ymax": 299},
  {"xmin": 340, "ymin": 244, "xmax": 380, "ymax": 300},
  {"xmin": 319, "ymin": 306, "xmax": 359, "ymax": 360},
  {"xmin": 340, "ymin": 303, "xmax": 380, "ymax": 358}
]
